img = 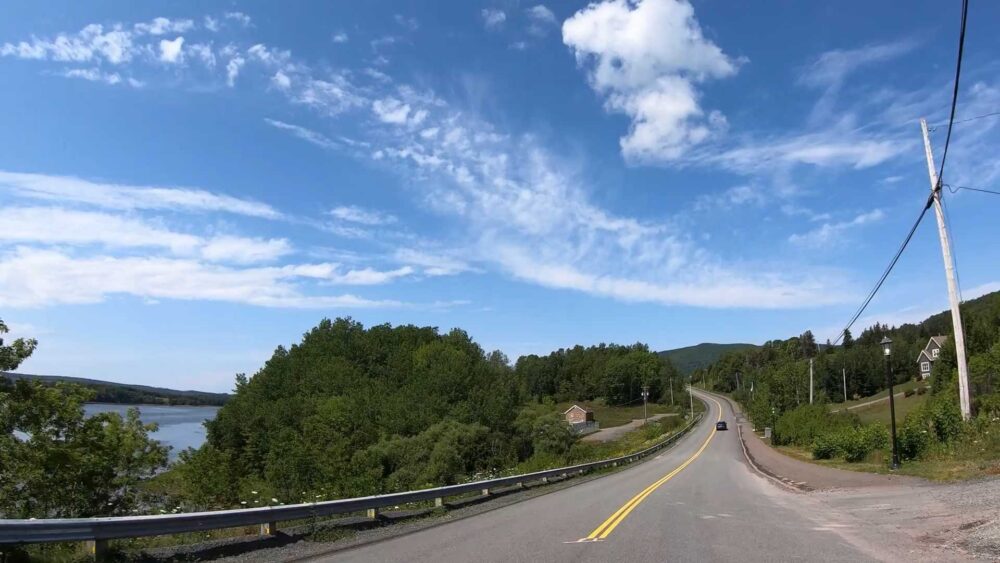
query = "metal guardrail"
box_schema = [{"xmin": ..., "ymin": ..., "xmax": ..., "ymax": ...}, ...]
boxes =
[{"xmin": 0, "ymin": 411, "xmax": 704, "ymax": 552}]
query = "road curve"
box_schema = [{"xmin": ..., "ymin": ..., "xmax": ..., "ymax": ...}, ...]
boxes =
[{"xmin": 311, "ymin": 392, "xmax": 882, "ymax": 562}]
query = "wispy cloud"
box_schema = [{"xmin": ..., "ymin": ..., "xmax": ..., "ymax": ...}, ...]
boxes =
[
  {"xmin": 481, "ymin": 9, "xmax": 507, "ymax": 30},
  {"xmin": 0, "ymin": 170, "xmax": 282, "ymax": 219},
  {"xmin": 789, "ymin": 209, "xmax": 885, "ymax": 248},
  {"xmin": 329, "ymin": 205, "xmax": 397, "ymax": 226}
]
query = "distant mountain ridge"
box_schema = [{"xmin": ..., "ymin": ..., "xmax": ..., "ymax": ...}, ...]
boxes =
[
  {"xmin": 658, "ymin": 343, "xmax": 757, "ymax": 375},
  {"xmin": 1, "ymin": 372, "xmax": 229, "ymax": 406}
]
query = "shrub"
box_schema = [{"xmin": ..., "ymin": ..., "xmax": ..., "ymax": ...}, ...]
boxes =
[
  {"xmin": 904, "ymin": 389, "xmax": 916, "ymax": 398},
  {"xmin": 772, "ymin": 403, "xmax": 857, "ymax": 448},
  {"xmin": 823, "ymin": 424, "xmax": 891, "ymax": 463},
  {"xmin": 898, "ymin": 418, "xmax": 932, "ymax": 460},
  {"xmin": 812, "ymin": 433, "xmax": 842, "ymax": 460},
  {"xmin": 916, "ymin": 386, "xmax": 928, "ymax": 395}
]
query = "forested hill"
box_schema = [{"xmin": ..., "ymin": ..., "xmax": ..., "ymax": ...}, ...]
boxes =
[
  {"xmin": 0, "ymin": 372, "xmax": 229, "ymax": 406},
  {"xmin": 658, "ymin": 343, "xmax": 757, "ymax": 375}
]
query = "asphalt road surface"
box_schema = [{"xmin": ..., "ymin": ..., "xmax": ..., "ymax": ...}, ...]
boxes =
[{"xmin": 311, "ymin": 391, "xmax": 927, "ymax": 563}]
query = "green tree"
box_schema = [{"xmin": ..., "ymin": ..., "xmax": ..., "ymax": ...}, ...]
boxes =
[{"xmin": 0, "ymin": 319, "xmax": 37, "ymax": 373}]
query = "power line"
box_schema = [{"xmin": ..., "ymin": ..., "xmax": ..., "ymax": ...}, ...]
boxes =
[
  {"xmin": 832, "ymin": 197, "xmax": 933, "ymax": 345},
  {"xmin": 928, "ymin": 110, "xmax": 1000, "ymax": 130},
  {"xmin": 831, "ymin": 0, "xmax": 969, "ymax": 346},
  {"xmin": 934, "ymin": 0, "xmax": 970, "ymax": 189},
  {"xmin": 945, "ymin": 183, "xmax": 1000, "ymax": 196}
]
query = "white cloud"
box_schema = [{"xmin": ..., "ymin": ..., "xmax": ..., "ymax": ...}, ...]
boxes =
[
  {"xmin": 204, "ymin": 16, "xmax": 220, "ymax": 32},
  {"xmin": 226, "ymin": 56, "xmax": 244, "ymax": 87},
  {"xmin": 372, "ymin": 97, "xmax": 426, "ymax": 126},
  {"xmin": 264, "ymin": 119, "xmax": 338, "ymax": 150},
  {"xmin": 224, "ymin": 12, "xmax": 252, "ymax": 27},
  {"xmin": 328, "ymin": 266, "xmax": 414, "ymax": 285},
  {"xmin": 271, "ymin": 70, "xmax": 291, "ymax": 90},
  {"xmin": 481, "ymin": 9, "xmax": 507, "ymax": 30},
  {"xmin": 199, "ymin": 235, "xmax": 292, "ymax": 264},
  {"xmin": 0, "ymin": 170, "xmax": 282, "ymax": 219},
  {"xmin": 0, "ymin": 247, "xmax": 403, "ymax": 309},
  {"xmin": 563, "ymin": 0, "xmax": 738, "ymax": 163},
  {"xmin": 134, "ymin": 17, "xmax": 194, "ymax": 36},
  {"xmin": 332, "ymin": 32, "xmax": 349, "ymax": 43},
  {"xmin": 704, "ymin": 132, "xmax": 909, "ymax": 172},
  {"xmin": 394, "ymin": 249, "xmax": 476, "ymax": 276},
  {"xmin": 694, "ymin": 185, "xmax": 765, "ymax": 211},
  {"xmin": 188, "ymin": 43, "xmax": 215, "ymax": 67},
  {"xmin": 799, "ymin": 40, "xmax": 918, "ymax": 124},
  {"xmin": 526, "ymin": 5, "xmax": 557, "ymax": 36},
  {"xmin": 158, "ymin": 36, "xmax": 185, "ymax": 63},
  {"xmin": 394, "ymin": 14, "xmax": 419, "ymax": 31},
  {"xmin": 1, "ymin": 23, "xmax": 134, "ymax": 65},
  {"xmin": 0, "ymin": 207, "xmax": 291, "ymax": 264},
  {"xmin": 329, "ymin": 205, "xmax": 397, "ymax": 226},
  {"xmin": 789, "ymin": 209, "xmax": 885, "ymax": 247},
  {"xmin": 60, "ymin": 67, "xmax": 124, "ymax": 86}
]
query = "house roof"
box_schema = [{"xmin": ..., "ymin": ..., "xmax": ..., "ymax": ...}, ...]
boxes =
[
  {"xmin": 917, "ymin": 349, "xmax": 934, "ymax": 363},
  {"xmin": 928, "ymin": 335, "xmax": 947, "ymax": 348},
  {"xmin": 563, "ymin": 404, "xmax": 593, "ymax": 415}
]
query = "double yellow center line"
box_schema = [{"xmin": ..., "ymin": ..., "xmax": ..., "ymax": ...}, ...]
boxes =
[{"xmin": 583, "ymin": 395, "xmax": 723, "ymax": 541}]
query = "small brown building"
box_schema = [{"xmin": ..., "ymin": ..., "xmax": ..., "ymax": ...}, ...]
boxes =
[{"xmin": 563, "ymin": 404, "xmax": 595, "ymax": 425}]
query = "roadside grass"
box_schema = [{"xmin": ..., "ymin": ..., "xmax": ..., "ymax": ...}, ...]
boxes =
[
  {"xmin": 829, "ymin": 379, "xmax": 927, "ymax": 411},
  {"xmin": 553, "ymin": 399, "xmax": 680, "ymax": 428},
  {"xmin": 775, "ymin": 443, "xmax": 1000, "ymax": 481}
]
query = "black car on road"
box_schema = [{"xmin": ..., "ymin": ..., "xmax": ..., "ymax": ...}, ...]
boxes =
[{"xmin": 716, "ymin": 421, "xmax": 728, "ymax": 431}]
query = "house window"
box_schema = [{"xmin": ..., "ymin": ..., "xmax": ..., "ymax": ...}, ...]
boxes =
[
  {"xmin": 921, "ymin": 361, "xmax": 930, "ymax": 372},
  {"xmin": 932, "ymin": 348, "xmax": 939, "ymax": 359}
]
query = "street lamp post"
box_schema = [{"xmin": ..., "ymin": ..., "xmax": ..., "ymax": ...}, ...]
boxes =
[
  {"xmin": 641, "ymin": 385, "xmax": 650, "ymax": 425},
  {"xmin": 881, "ymin": 336, "xmax": 901, "ymax": 469}
]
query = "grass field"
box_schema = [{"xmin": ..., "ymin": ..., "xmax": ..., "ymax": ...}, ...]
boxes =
[
  {"xmin": 830, "ymin": 378, "xmax": 927, "ymax": 411},
  {"xmin": 852, "ymin": 391, "xmax": 929, "ymax": 425},
  {"xmin": 554, "ymin": 400, "xmax": 681, "ymax": 428}
]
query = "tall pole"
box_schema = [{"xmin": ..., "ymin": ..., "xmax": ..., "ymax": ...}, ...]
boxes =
[
  {"xmin": 809, "ymin": 358, "xmax": 814, "ymax": 405},
  {"xmin": 642, "ymin": 385, "xmax": 649, "ymax": 425},
  {"xmin": 920, "ymin": 118, "xmax": 972, "ymax": 420},
  {"xmin": 669, "ymin": 380, "xmax": 674, "ymax": 406},
  {"xmin": 883, "ymin": 342, "xmax": 900, "ymax": 469},
  {"xmin": 688, "ymin": 385, "xmax": 694, "ymax": 419},
  {"xmin": 842, "ymin": 367, "xmax": 847, "ymax": 402}
]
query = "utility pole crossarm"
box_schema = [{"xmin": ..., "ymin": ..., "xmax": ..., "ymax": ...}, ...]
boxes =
[{"xmin": 920, "ymin": 118, "xmax": 972, "ymax": 420}]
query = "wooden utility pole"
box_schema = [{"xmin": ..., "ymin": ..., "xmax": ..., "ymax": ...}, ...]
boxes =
[
  {"xmin": 669, "ymin": 380, "xmax": 674, "ymax": 405},
  {"xmin": 842, "ymin": 367, "xmax": 847, "ymax": 402},
  {"xmin": 809, "ymin": 358, "xmax": 814, "ymax": 404},
  {"xmin": 920, "ymin": 118, "xmax": 971, "ymax": 420}
]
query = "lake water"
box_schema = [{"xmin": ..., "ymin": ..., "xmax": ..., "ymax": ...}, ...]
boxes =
[{"xmin": 84, "ymin": 403, "xmax": 220, "ymax": 461}]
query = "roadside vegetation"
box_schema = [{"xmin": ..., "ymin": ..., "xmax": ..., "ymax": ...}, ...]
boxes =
[{"xmin": 703, "ymin": 290, "xmax": 1000, "ymax": 480}]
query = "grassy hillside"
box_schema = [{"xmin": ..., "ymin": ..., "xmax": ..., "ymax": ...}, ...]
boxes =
[
  {"xmin": 659, "ymin": 343, "xmax": 757, "ymax": 375},
  {"xmin": 1, "ymin": 372, "xmax": 229, "ymax": 406}
]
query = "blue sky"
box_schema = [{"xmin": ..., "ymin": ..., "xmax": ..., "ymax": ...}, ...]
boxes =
[{"xmin": 1, "ymin": 1, "xmax": 999, "ymax": 392}]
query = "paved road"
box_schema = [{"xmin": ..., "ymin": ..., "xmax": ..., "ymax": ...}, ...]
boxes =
[
  {"xmin": 580, "ymin": 413, "xmax": 674, "ymax": 442},
  {"xmin": 312, "ymin": 392, "xmax": 914, "ymax": 563}
]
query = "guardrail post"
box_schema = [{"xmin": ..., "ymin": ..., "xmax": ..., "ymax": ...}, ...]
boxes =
[
  {"xmin": 259, "ymin": 521, "xmax": 277, "ymax": 536},
  {"xmin": 541, "ymin": 476, "xmax": 549, "ymax": 483},
  {"xmin": 366, "ymin": 507, "xmax": 379, "ymax": 520},
  {"xmin": 481, "ymin": 488, "xmax": 490, "ymax": 496},
  {"xmin": 84, "ymin": 539, "xmax": 108, "ymax": 561},
  {"xmin": 434, "ymin": 497, "xmax": 444, "ymax": 507}
]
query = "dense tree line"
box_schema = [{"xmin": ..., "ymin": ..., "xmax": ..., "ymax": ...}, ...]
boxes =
[
  {"xmin": 515, "ymin": 343, "xmax": 683, "ymax": 405},
  {"xmin": 702, "ymin": 291, "xmax": 1000, "ymax": 438}
]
